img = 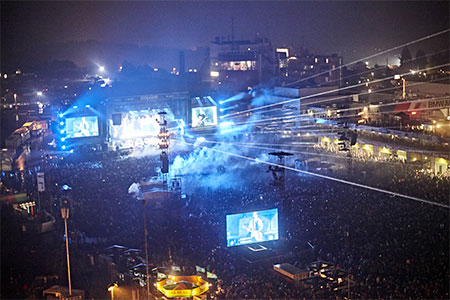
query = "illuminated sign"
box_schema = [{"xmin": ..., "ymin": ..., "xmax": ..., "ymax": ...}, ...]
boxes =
[{"xmin": 427, "ymin": 99, "xmax": 450, "ymax": 109}]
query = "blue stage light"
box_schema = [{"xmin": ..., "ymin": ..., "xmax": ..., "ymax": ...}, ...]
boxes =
[
  {"xmin": 219, "ymin": 121, "xmax": 234, "ymax": 128},
  {"xmin": 59, "ymin": 113, "xmax": 64, "ymax": 118},
  {"xmin": 60, "ymin": 130, "xmax": 65, "ymax": 134},
  {"xmin": 61, "ymin": 145, "xmax": 67, "ymax": 150},
  {"xmin": 61, "ymin": 137, "xmax": 66, "ymax": 142},
  {"xmin": 62, "ymin": 184, "xmax": 72, "ymax": 190},
  {"xmin": 60, "ymin": 121, "xmax": 65, "ymax": 126}
]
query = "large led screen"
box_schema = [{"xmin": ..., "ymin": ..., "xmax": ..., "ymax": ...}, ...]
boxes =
[
  {"xmin": 226, "ymin": 208, "xmax": 279, "ymax": 247},
  {"xmin": 192, "ymin": 106, "xmax": 218, "ymax": 128},
  {"xmin": 109, "ymin": 110, "xmax": 165, "ymax": 140},
  {"xmin": 65, "ymin": 116, "xmax": 99, "ymax": 138}
]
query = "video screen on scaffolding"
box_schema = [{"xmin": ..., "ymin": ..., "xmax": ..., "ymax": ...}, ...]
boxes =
[
  {"xmin": 65, "ymin": 116, "xmax": 99, "ymax": 138},
  {"xmin": 226, "ymin": 208, "xmax": 279, "ymax": 247},
  {"xmin": 109, "ymin": 110, "xmax": 163, "ymax": 140},
  {"xmin": 192, "ymin": 106, "xmax": 218, "ymax": 128}
]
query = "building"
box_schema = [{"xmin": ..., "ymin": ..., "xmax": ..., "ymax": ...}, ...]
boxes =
[
  {"xmin": 209, "ymin": 36, "xmax": 277, "ymax": 91},
  {"xmin": 282, "ymin": 54, "xmax": 343, "ymax": 87}
]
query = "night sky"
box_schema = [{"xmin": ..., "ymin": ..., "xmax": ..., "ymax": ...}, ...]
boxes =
[{"xmin": 2, "ymin": 1, "xmax": 449, "ymax": 69}]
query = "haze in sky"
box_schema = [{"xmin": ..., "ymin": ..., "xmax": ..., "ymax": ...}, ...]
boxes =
[{"xmin": 2, "ymin": 1, "xmax": 449, "ymax": 69}]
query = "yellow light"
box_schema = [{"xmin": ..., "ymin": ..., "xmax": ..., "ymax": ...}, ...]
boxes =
[
  {"xmin": 210, "ymin": 71, "xmax": 219, "ymax": 77},
  {"xmin": 435, "ymin": 158, "xmax": 448, "ymax": 164}
]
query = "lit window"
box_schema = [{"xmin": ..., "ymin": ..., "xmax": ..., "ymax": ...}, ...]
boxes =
[
  {"xmin": 314, "ymin": 58, "xmax": 318, "ymax": 63},
  {"xmin": 326, "ymin": 58, "xmax": 329, "ymax": 64}
]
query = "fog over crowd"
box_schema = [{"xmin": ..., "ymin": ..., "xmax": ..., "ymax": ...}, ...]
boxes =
[{"xmin": 3, "ymin": 132, "xmax": 447, "ymax": 299}]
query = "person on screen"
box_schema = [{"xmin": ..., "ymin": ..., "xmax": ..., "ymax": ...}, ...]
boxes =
[
  {"xmin": 74, "ymin": 117, "xmax": 91, "ymax": 137},
  {"xmin": 244, "ymin": 212, "xmax": 264, "ymax": 242},
  {"xmin": 196, "ymin": 109, "xmax": 208, "ymax": 127}
]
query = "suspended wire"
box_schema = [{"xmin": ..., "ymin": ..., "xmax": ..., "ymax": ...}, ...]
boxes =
[
  {"xmin": 222, "ymin": 63, "xmax": 450, "ymax": 118},
  {"xmin": 284, "ymin": 28, "xmax": 450, "ymax": 87},
  {"xmin": 288, "ymin": 48, "xmax": 450, "ymax": 87},
  {"xmin": 186, "ymin": 138, "xmax": 409, "ymax": 166},
  {"xmin": 222, "ymin": 77, "xmax": 450, "ymax": 127},
  {"xmin": 182, "ymin": 140, "xmax": 450, "ymax": 209}
]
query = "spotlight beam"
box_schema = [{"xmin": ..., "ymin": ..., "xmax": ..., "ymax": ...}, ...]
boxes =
[
  {"xmin": 192, "ymin": 143, "xmax": 450, "ymax": 209},
  {"xmin": 222, "ymin": 63, "xmax": 450, "ymax": 119},
  {"xmin": 285, "ymin": 28, "xmax": 450, "ymax": 87}
]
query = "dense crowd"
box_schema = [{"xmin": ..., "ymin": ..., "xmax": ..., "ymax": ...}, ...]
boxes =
[
  {"xmin": 310, "ymin": 144, "xmax": 450, "ymax": 206},
  {"xmin": 2, "ymin": 144, "xmax": 449, "ymax": 299}
]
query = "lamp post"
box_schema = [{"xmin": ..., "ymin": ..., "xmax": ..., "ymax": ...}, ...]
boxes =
[
  {"xmin": 142, "ymin": 199, "xmax": 150, "ymax": 299},
  {"xmin": 61, "ymin": 199, "xmax": 72, "ymax": 296},
  {"xmin": 394, "ymin": 75, "xmax": 406, "ymax": 100},
  {"xmin": 13, "ymin": 93, "xmax": 19, "ymax": 125},
  {"xmin": 401, "ymin": 77, "xmax": 406, "ymax": 99},
  {"xmin": 108, "ymin": 283, "xmax": 118, "ymax": 300}
]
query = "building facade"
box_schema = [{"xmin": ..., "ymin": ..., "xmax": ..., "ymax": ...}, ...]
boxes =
[{"xmin": 209, "ymin": 36, "xmax": 277, "ymax": 91}]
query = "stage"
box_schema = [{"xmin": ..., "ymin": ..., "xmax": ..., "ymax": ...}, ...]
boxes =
[{"xmin": 229, "ymin": 240, "xmax": 314, "ymax": 265}]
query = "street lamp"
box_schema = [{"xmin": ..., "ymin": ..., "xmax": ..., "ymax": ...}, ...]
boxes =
[
  {"xmin": 61, "ymin": 199, "xmax": 72, "ymax": 296},
  {"xmin": 142, "ymin": 199, "xmax": 151, "ymax": 299},
  {"xmin": 108, "ymin": 282, "xmax": 118, "ymax": 300},
  {"xmin": 394, "ymin": 75, "xmax": 406, "ymax": 99},
  {"xmin": 13, "ymin": 93, "xmax": 19, "ymax": 124}
]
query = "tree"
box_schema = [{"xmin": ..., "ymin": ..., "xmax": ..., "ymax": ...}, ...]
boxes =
[
  {"xmin": 400, "ymin": 47, "xmax": 412, "ymax": 64},
  {"xmin": 400, "ymin": 47, "xmax": 413, "ymax": 72},
  {"xmin": 414, "ymin": 49, "xmax": 427, "ymax": 70}
]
